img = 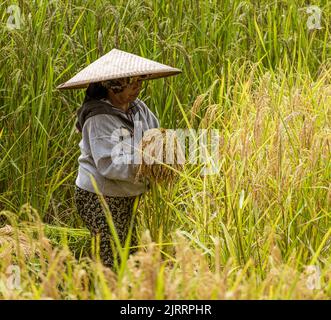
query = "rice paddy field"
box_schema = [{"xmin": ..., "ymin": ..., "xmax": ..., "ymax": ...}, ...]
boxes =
[{"xmin": 0, "ymin": 0, "xmax": 330, "ymax": 299}]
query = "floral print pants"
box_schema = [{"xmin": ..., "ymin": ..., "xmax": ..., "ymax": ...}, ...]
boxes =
[{"xmin": 74, "ymin": 185, "xmax": 141, "ymax": 268}]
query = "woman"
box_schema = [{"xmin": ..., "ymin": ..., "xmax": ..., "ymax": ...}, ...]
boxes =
[{"xmin": 74, "ymin": 76, "xmax": 160, "ymax": 269}]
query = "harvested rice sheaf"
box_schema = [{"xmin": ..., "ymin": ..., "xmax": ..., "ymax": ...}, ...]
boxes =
[
  {"xmin": 134, "ymin": 128, "xmax": 185, "ymax": 184},
  {"xmin": 0, "ymin": 225, "xmax": 37, "ymax": 258}
]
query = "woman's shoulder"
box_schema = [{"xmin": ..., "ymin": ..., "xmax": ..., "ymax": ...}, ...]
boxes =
[
  {"xmin": 134, "ymin": 98, "xmax": 159, "ymax": 128},
  {"xmin": 134, "ymin": 98, "xmax": 151, "ymax": 115},
  {"xmin": 83, "ymin": 113, "xmax": 122, "ymax": 138},
  {"xmin": 134, "ymin": 97, "xmax": 146, "ymax": 108}
]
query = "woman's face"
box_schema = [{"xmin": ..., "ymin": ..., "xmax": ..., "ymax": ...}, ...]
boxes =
[{"xmin": 108, "ymin": 78, "xmax": 143, "ymax": 104}]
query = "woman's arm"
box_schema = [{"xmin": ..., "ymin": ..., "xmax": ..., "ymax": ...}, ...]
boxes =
[{"xmin": 86, "ymin": 115, "xmax": 140, "ymax": 183}]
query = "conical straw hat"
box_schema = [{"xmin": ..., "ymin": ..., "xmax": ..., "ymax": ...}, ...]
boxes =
[{"xmin": 57, "ymin": 48, "xmax": 181, "ymax": 90}]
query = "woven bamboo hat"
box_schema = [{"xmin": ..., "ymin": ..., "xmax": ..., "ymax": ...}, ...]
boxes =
[{"xmin": 57, "ymin": 48, "xmax": 181, "ymax": 90}]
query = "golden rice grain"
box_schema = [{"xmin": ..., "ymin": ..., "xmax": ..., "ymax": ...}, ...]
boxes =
[
  {"xmin": 134, "ymin": 128, "xmax": 185, "ymax": 184},
  {"xmin": 0, "ymin": 225, "xmax": 36, "ymax": 258}
]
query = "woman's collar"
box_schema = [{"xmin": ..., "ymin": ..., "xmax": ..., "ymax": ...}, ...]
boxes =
[{"xmin": 101, "ymin": 98, "xmax": 136, "ymax": 114}]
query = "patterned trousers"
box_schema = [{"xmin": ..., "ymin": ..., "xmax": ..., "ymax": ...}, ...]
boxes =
[{"xmin": 74, "ymin": 185, "xmax": 141, "ymax": 268}]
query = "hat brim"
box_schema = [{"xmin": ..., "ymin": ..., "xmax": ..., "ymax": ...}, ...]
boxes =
[{"xmin": 56, "ymin": 70, "xmax": 182, "ymax": 90}]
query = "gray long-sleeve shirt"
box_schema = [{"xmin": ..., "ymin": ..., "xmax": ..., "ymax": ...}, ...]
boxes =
[{"xmin": 75, "ymin": 98, "xmax": 160, "ymax": 197}]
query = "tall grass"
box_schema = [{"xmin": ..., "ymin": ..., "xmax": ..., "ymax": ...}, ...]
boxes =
[{"xmin": 0, "ymin": 0, "xmax": 330, "ymax": 299}]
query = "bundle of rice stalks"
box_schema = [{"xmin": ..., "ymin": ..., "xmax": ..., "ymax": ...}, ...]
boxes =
[
  {"xmin": 0, "ymin": 225, "xmax": 39, "ymax": 259},
  {"xmin": 134, "ymin": 128, "xmax": 185, "ymax": 184},
  {"xmin": 201, "ymin": 104, "xmax": 220, "ymax": 128}
]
